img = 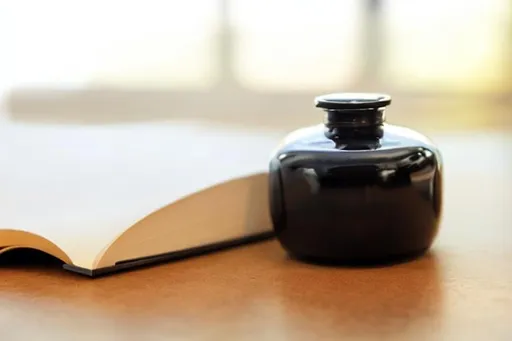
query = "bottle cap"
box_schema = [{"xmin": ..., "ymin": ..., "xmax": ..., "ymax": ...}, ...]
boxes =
[{"xmin": 315, "ymin": 93, "xmax": 391, "ymax": 110}]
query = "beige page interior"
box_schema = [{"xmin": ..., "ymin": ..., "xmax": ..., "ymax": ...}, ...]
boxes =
[{"xmin": 0, "ymin": 120, "xmax": 284, "ymax": 269}]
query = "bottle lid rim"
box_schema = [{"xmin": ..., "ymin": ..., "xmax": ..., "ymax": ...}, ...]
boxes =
[{"xmin": 315, "ymin": 93, "xmax": 391, "ymax": 110}]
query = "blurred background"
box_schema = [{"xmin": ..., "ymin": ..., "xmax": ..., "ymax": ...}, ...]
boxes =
[{"xmin": 0, "ymin": 0, "xmax": 511, "ymax": 134}]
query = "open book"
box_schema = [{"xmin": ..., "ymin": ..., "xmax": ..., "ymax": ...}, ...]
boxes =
[{"xmin": 0, "ymin": 120, "xmax": 283, "ymax": 277}]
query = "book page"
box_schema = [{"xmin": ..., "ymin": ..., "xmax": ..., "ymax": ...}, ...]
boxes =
[{"xmin": 0, "ymin": 120, "xmax": 284, "ymax": 268}]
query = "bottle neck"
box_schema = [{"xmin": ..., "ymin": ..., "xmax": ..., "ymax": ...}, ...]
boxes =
[{"xmin": 323, "ymin": 108, "xmax": 385, "ymax": 140}]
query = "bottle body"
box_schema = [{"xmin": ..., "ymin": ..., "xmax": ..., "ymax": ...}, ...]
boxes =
[{"xmin": 269, "ymin": 122, "xmax": 443, "ymax": 263}]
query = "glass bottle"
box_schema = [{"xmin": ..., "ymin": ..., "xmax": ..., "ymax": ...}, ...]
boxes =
[{"xmin": 268, "ymin": 93, "xmax": 443, "ymax": 264}]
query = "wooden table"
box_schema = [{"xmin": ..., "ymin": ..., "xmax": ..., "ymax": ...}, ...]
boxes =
[{"xmin": 1, "ymin": 130, "xmax": 511, "ymax": 341}]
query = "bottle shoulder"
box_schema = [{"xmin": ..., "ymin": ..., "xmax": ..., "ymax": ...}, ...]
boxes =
[
  {"xmin": 274, "ymin": 123, "xmax": 439, "ymax": 154},
  {"xmin": 271, "ymin": 123, "xmax": 442, "ymax": 168}
]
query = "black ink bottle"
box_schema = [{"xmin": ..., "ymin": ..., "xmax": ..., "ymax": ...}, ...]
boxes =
[{"xmin": 269, "ymin": 93, "xmax": 443, "ymax": 264}]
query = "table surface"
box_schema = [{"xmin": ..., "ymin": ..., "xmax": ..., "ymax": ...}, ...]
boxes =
[{"xmin": 1, "ymin": 129, "xmax": 511, "ymax": 341}]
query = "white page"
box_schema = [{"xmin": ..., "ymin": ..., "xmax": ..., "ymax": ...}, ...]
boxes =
[{"xmin": 0, "ymin": 119, "xmax": 284, "ymax": 266}]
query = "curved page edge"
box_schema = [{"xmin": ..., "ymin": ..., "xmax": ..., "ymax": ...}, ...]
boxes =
[
  {"xmin": 93, "ymin": 172, "xmax": 272, "ymax": 269},
  {"xmin": 0, "ymin": 230, "xmax": 73, "ymax": 264}
]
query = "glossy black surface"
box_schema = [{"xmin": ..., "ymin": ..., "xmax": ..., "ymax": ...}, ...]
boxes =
[{"xmin": 269, "ymin": 93, "xmax": 443, "ymax": 264}]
